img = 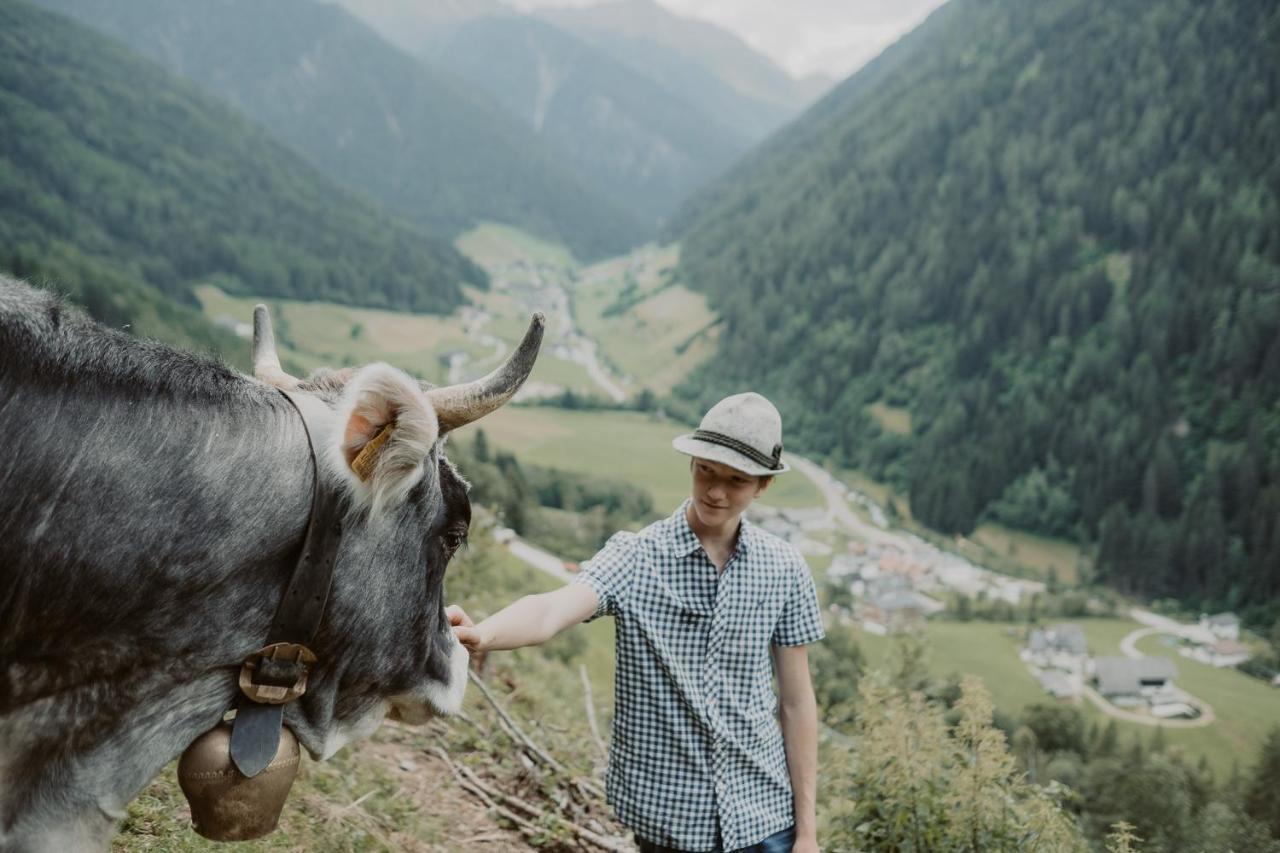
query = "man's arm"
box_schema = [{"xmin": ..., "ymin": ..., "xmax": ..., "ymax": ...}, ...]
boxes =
[
  {"xmin": 773, "ymin": 644, "xmax": 820, "ymax": 853},
  {"xmin": 448, "ymin": 582, "xmax": 599, "ymax": 655}
]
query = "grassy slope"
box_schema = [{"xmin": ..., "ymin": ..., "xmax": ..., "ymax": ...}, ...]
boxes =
[
  {"xmin": 572, "ymin": 245, "xmax": 720, "ymax": 395},
  {"xmin": 458, "ymin": 224, "xmax": 717, "ymax": 399},
  {"xmin": 114, "ymin": 534, "xmax": 615, "ymax": 851}
]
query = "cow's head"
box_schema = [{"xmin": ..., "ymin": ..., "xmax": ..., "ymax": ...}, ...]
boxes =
[{"xmin": 250, "ymin": 306, "xmax": 543, "ymax": 759}]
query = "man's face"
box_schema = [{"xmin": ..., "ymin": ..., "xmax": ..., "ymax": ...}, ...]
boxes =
[{"xmin": 689, "ymin": 458, "xmax": 770, "ymax": 527}]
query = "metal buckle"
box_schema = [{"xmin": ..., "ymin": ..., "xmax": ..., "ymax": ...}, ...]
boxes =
[{"xmin": 238, "ymin": 642, "xmax": 318, "ymax": 705}]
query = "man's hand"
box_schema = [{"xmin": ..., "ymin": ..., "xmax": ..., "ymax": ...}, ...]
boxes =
[{"xmin": 446, "ymin": 604, "xmax": 487, "ymax": 670}]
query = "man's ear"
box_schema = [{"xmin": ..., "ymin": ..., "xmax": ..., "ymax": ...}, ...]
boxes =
[
  {"xmin": 326, "ymin": 363, "xmax": 438, "ymax": 514},
  {"xmin": 755, "ymin": 475, "xmax": 774, "ymax": 497}
]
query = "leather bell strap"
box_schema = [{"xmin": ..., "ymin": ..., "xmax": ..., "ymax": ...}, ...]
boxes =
[{"xmin": 230, "ymin": 389, "xmax": 343, "ymax": 778}]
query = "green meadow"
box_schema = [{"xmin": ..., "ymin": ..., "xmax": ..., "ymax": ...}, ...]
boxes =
[
  {"xmin": 476, "ymin": 406, "xmax": 824, "ymax": 512},
  {"xmin": 572, "ymin": 244, "xmax": 719, "ymax": 395},
  {"xmin": 856, "ymin": 615, "xmax": 1280, "ymax": 779}
]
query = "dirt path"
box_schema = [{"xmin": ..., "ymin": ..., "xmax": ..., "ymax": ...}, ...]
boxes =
[{"xmin": 787, "ymin": 453, "xmax": 901, "ymax": 545}]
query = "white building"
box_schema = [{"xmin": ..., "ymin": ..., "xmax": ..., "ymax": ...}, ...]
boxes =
[{"xmin": 1199, "ymin": 612, "xmax": 1241, "ymax": 641}]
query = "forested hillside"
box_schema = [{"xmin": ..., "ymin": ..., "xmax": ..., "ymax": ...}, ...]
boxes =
[
  {"xmin": 1, "ymin": 0, "xmax": 481, "ymax": 324},
  {"xmin": 672, "ymin": 0, "xmax": 1280, "ymax": 624},
  {"xmin": 432, "ymin": 16, "xmax": 747, "ymax": 227},
  {"xmin": 31, "ymin": 0, "xmax": 643, "ymax": 259}
]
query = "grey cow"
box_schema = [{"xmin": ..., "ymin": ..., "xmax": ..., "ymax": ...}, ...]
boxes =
[{"xmin": 0, "ymin": 276, "xmax": 543, "ymax": 850}]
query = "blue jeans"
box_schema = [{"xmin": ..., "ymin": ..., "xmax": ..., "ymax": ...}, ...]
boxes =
[{"xmin": 636, "ymin": 825, "xmax": 797, "ymax": 853}]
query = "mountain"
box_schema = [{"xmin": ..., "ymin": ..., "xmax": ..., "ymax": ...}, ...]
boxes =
[
  {"xmin": 431, "ymin": 16, "xmax": 747, "ymax": 228},
  {"xmin": 30, "ymin": 0, "xmax": 644, "ymax": 260},
  {"xmin": 322, "ymin": 0, "xmax": 510, "ymax": 55},
  {"xmin": 537, "ymin": 0, "xmax": 832, "ymax": 138},
  {"xmin": 0, "ymin": 0, "xmax": 483, "ymax": 359},
  {"xmin": 671, "ymin": 0, "xmax": 1280, "ymax": 620}
]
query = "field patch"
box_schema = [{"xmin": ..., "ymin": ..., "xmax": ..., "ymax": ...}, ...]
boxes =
[
  {"xmin": 475, "ymin": 406, "xmax": 824, "ymax": 512},
  {"xmin": 573, "ymin": 244, "xmax": 718, "ymax": 395},
  {"xmin": 866, "ymin": 401, "xmax": 912, "ymax": 435},
  {"xmin": 456, "ymin": 221, "xmax": 575, "ymax": 270}
]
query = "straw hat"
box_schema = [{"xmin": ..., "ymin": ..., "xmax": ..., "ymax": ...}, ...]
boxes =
[{"xmin": 672, "ymin": 392, "xmax": 789, "ymax": 476}]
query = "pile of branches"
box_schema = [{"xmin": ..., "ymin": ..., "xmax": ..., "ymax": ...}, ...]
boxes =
[{"xmin": 412, "ymin": 669, "xmax": 630, "ymax": 851}]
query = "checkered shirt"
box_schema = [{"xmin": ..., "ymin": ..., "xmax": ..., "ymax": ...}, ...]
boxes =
[{"xmin": 573, "ymin": 500, "xmax": 825, "ymax": 851}]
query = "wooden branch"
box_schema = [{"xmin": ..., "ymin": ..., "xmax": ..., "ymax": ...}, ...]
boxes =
[
  {"xmin": 579, "ymin": 663, "xmax": 608, "ymax": 761},
  {"xmin": 469, "ymin": 670, "xmax": 568, "ymax": 774},
  {"xmin": 432, "ymin": 746, "xmax": 628, "ymax": 852},
  {"xmin": 468, "ymin": 671, "xmax": 606, "ymax": 801}
]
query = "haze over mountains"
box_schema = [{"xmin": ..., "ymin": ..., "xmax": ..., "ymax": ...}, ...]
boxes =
[
  {"xmin": 0, "ymin": 0, "xmax": 481, "ymax": 356},
  {"xmin": 31, "ymin": 0, "xmax": 644, "ymax": 259},
  {"xmin": 672, "ymin": 0, "xmax": 1280, "ymax": 619},
  {"xmin": 38, "ymin": 0, "xmax": 829, "ymax": 242},
  {"xmin": 331, "ymin": 0, "xmax": 830, "ymax": 226}
]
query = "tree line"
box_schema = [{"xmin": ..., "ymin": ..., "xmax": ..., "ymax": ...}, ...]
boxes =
[{"xmin": 670, "ymin": 0, "xmax": 1280, "ymax": 630}]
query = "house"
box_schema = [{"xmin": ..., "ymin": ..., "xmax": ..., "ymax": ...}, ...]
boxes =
[
  {"xmin": 857, "ymin": 575, "xmax": 944, "ymax": 635},
  {"xmin": 1199, "ymin": 612, "xmax": 1241, "ymax": 641},
  {"xmin": 1093, "ymin": 656, "xmax": 1180, "ymax": 710},
  {"xmin": 1022, "ymin": 624, "xmax": 1089, "ymax": 673},
  {"xmin": 1188, "ymin": 639, "xmax": 1251, "ymax": 667}
]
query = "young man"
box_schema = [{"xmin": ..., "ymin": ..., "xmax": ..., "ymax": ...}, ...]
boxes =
[{"xmin": 448, "ymin": 392, "xmax": 824, "ymax": 853}]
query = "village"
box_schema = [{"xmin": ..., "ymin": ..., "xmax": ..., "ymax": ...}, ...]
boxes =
[{"xmin": 749, "ymin": 498, "xmax": 1274, "ymax": 725}]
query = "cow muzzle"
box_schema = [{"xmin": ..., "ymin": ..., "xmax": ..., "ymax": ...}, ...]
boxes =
[{"xmin": 387, "ymin": 636, "xmax": 470, "ymax": 724}]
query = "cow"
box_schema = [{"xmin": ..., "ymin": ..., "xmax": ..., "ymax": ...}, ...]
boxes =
[{"xmin": 0, "ymin": 275, "xmax": 544, "ymax": 851}]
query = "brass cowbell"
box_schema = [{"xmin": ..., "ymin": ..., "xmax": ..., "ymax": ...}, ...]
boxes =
[{"xmin": 177, "ymin": 721, "xmax": 301, "ymax": 841}]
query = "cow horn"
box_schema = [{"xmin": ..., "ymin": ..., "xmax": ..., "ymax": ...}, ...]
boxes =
[
  {"xmin": 427, "ymin": 313, "xmax": 545, "ymax": 432},
  {"xmin": 252, "ymin": 304, "xmax": 301, "ymax": 390}
]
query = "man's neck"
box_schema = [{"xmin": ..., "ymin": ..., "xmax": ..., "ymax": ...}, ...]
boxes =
[{"xmin": 685, "ymin": 502, "xmax": 742, "ymax": 560}]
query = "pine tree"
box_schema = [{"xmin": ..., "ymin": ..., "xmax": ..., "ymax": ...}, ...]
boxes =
[{"xmin": 1245, "ymin": 726, "xmax": 1280, "ymax": 839}]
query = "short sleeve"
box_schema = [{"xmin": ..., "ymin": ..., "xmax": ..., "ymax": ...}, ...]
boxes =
[
  {"xmin": 772, "ymin": 559, "xmax": 825, "ymax": 646},
  {"xmin": 572, "ymin": 531, "xmax": 638, "ymax": 620}
]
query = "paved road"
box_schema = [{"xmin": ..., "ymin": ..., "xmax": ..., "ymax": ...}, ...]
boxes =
[
  {"xmin": 504, "ymin": 535, "xmax": 574, "ymax": 583},
  {"xmin": 787, "ymin": 454, "xmax": 901, "ymax": 546}
]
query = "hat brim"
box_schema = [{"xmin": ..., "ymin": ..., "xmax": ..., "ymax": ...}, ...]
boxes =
[{"xmin": 672, "ymin": 434, "xmax": 790, "ymax": 476}]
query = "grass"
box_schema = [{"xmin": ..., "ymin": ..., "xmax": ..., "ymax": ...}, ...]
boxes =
[
  {"xmin": 1133, "ymin": 632, "xmax": 1280, "ymax": 776},
  {"xmin": 866, "ymin": 401, "xmax": 912, "ymax": 435},
  {"xmin": 857, "ymin": 616, "xmax": 1279, "ymax": 779},
  {"xmin": 968, "ymin": 523, "xmax": 1085, "ymax": 584},
  {"xmin": 455, "ymin": 222, "xmax": 575, "ymax": 270},
  {"xmin": 196, "ymin": 282, "xmax": 604, "ymax": 398},
  {"xmin": 857, "ymin": 621, "xmax": 1048, "ymax": 713},
  {"xmin": 194, "ymin": 284, "xmax": 472, "ymax": 383},
  {"xmin": 473, "ymin": 406, "xmax": 825, "ymax": 512},
  {"xmin": 572, "ymin": 243, "xmax": 717, "ymax": 395}
]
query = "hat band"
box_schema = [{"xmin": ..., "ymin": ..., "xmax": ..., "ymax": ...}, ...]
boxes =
[{"xmin": 692, "ymin": 429, "xmax": 782, "ymax": 471}]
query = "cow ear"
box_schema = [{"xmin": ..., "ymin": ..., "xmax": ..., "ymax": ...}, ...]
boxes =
[{"xmin": 326, "ymin": 363, "xmax": 439, "ymax": 514}]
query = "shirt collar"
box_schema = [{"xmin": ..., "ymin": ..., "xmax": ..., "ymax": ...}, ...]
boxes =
[{"xmin": 668, "ymin": 499, "xmax": 755, "ymax": 558}]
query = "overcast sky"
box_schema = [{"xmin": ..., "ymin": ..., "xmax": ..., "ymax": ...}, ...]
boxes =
[{"xmin": 508, "ymin": 0, "xmax": 949, "ymax": 80}]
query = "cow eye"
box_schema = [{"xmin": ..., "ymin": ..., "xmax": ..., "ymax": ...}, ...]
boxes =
[{"xmin": 442, "ymin": 527, "xmax": 468, "ymax": 554}]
